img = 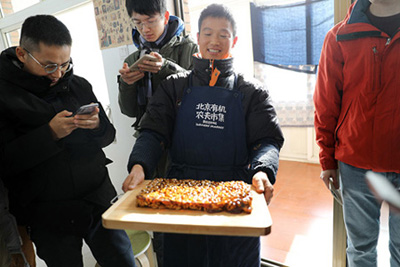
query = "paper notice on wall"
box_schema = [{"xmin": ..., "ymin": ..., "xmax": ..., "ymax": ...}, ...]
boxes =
[{"xmin": 93, "ymin": 0, "xmax": 132, "ymax": 49}]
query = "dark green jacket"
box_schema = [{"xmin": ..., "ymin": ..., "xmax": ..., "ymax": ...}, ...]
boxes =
[{"xmin": 118, "ymin": 34, "xmax": 198, "ymax": 122}]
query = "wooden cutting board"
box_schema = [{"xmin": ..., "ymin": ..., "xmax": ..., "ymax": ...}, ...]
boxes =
[{"xmin": 102, "ymin": 180, "xmax": 272, "ymax": 237}]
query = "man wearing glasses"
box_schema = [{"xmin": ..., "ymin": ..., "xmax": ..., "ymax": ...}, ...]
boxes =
[
  {"xmin": 0, "ymin": 15, "xmax": 135, "ymax": 267},
  {"xmin": 118, "ymin": 0, "xmax": 198, "ymax": 139},
  {"xmin": 22, "ymin": 47, "xmax": 73, "ymax": 86}
]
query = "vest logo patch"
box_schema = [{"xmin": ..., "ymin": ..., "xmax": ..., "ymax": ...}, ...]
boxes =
[{"xmin": 195, "ymin": 102, "xmax": 226, "ymax": 130}]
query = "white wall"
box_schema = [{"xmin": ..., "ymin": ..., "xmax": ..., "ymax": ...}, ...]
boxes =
[{"xmin": 280, "ymin": 127, "xmax": 319, "ymax": 164}]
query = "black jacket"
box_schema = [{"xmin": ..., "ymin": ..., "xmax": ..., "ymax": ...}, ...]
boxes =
[
  {"xmin": 128, "ymin": 56, "xmax": 284, "ymax": 183},
  {"xmin": 0, "ymin": 47, "xmax": 116, "ymax": 224}
]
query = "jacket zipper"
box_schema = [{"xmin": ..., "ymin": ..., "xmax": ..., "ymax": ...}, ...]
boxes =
[
  {"xmin": 371, "ymin": 46, "xmax": 381, "ymax": 92},
  {"xmin": 371, "ymin": 37, "xmax": 391, "ymax": 93}
]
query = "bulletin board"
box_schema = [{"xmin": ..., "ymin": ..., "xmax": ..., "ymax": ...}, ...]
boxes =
[{"xmin": 93, "ymin": 0, "xmax": 133, "ymax": 49}]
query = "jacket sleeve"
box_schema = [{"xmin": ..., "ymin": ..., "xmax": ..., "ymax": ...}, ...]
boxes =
[
  {"xmin": 127, "ymin": 130, "xmax": 165, "ymax": 179},
  {"xmin": 242, "ymin": 77, "xmax": 284, "ymax": 183},
  {"xmin": 118, "ymin": 79, "xmax": 139, "ymax": 118},
  {"xmin": 118, "ymin": 52, "xmax": 140, "ymax": 118},
  {"xmin": 248, "ymin": 138, "xmax": 281, "ymax": 184},
  {"xmin": 313, "ymin": 28, "xmax": 343, "ymax": 171},
  {"xmin": 126, "ymin": 76, "xmax": 179, "ymax": 177},
  {"xmin": 88, "ymin": 102, "xmax": 116, "ymax": 148},
  {"xmin": 137, "ymin": 76, "xmax": 181, "ymax": 146},
  {"xmin": 158, "ymin": 40, "xmax": 198, "ymax": 79},
  {"xmin": 73, "ymin": 76, "xmax": 116, "ymax": 148},
  {"xmin": 0, "ymin": 122, "xmax": 63, "ymax": 177},
  {"xmin": 244, "ymin": 77, "xmax": 284, "ymax": 150}
]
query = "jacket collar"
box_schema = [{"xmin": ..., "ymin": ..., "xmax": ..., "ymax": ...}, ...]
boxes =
[
  {"xmin": 192, "ymin": 56, "xmax": 235, "ymax": 86},
  {"xmin": 347, "ymin": 0, "xmax": 371, "ymax": 25},
  {"xmin": 132, "ymin": 15, "xmax": 185, "ymax": 49},
  {"xmin": 0, "ymin": 47, "xmax": 72, "ymax": 95},
  {"xmin": 336, "ymin": 0, "xmax": 388, "ymax": 41}
]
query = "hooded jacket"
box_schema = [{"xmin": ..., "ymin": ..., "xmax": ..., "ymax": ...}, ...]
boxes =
[
  {"xmin": 118, "ymin": 16, "xmax": 198, "ymax": 122},
  {"xmin": 128, "ymin": 56, "xmax": 284, "ymax": 184},
  {"xmin": 0, "ymin": 47, "xmax": 117, "ymax": 224},
  {"xmin": 314, "ymin": 0, "xmax": 400, "ymax": 172}
]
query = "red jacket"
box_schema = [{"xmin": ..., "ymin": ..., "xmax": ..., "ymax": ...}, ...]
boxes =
[{"xmin": 314, "ymin": 0, "xmax": 400, "ymax": 173}]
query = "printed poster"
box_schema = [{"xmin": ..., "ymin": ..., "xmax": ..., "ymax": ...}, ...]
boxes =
[{"xmin": 93, "ymin": 0, "xmax": 132, "ymax": 49}]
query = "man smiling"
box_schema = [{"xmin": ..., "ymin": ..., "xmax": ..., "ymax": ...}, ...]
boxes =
[
  {"xmin": 123, "ymin": 4, "xmax": 284, "ymax": 266},
  {"xmin": 196, "ymin": 16, "xmax": 238, "ymax": 60}
]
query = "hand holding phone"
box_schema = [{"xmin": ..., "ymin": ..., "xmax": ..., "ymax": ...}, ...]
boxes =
[
  {"xmin": 129, "ymin": 54, "xmax": 158, "ymax": 71},
  {"xmin": 73, "ymin": 103, "xmax": 100, "ymax": 130},
  {"xmin": 119, "ymin": 63, "xmax": 145, "ymax": 85}
]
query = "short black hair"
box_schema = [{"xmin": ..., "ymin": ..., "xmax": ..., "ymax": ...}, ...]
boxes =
[
  {"xmin": 20, "ymin": 15, "xmax": 72, "ymax": 52},
  {"xmin": 125, "ymin": 0, "xmax": 166, "ymax": 17},
  {"xmin": 198, "ymin": 4, "xmax": 237, "ymax": 37}
]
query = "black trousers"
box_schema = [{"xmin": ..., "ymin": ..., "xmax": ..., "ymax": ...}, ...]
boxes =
[
  {"xmin": 29, "ymin": 206, "xmax": 135, "ymax": 267},
  {"xmin": 163, "ymin": 233, "xmax": 260, "ymax": 267}
]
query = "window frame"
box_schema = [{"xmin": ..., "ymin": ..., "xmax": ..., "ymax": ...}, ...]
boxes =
[
  {"xmin": 334, "ymin": 0, "xmax": 352, "ymax": 23},
  {"xmin": 0, "ymin": 0, "xmax": 89, "ymax": 50}
]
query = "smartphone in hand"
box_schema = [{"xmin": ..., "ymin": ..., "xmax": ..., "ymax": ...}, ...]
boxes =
[
  {"xmin": 129, "ymin": 54, "xmax": 158, "ymax": 71},
  {"xmin": 74, "ymin": 103, "xmax": 99, "ymax": 115}
]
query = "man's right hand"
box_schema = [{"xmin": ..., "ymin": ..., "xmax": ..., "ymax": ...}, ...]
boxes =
[
  {"xmin": 320, "ymin": 169, "xmax": 338, "ymax": 190},
  {"xmin": 122, "ymin": 164, "xmax": 145, "ymax": 192},
  {"xmin": 48, "ymin": 110, "xmax": 78, "ymax": 140},
  {"xmin": 119, "ymin": 62, "xmax": 145, "ymax": 85}
]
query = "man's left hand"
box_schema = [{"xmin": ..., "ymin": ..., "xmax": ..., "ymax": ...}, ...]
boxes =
[
  {"xmin": 252, "ymin": 171, "xmax": 274, "ymax": 205},
  {"xmin": 137, "ymin": 52, "xmax": 164, "ymax": 74},
  {"xmin": 73, "ymin": 106, "xmax": 100, "ymax": 129}
]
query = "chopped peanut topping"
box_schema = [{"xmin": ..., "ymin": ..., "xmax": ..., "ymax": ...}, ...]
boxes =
[{"xmin": 137, "ymin": 178, "xmax": 252, "ymax": 214}]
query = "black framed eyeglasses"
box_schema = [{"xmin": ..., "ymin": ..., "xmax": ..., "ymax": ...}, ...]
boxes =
[
  {"xmin": 24, "ymin": 48, "xmax": 73, "ymax": 74},
  {"xmin": 131, "ymin": 15, "xmax": 163, "ymax": 30}
]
